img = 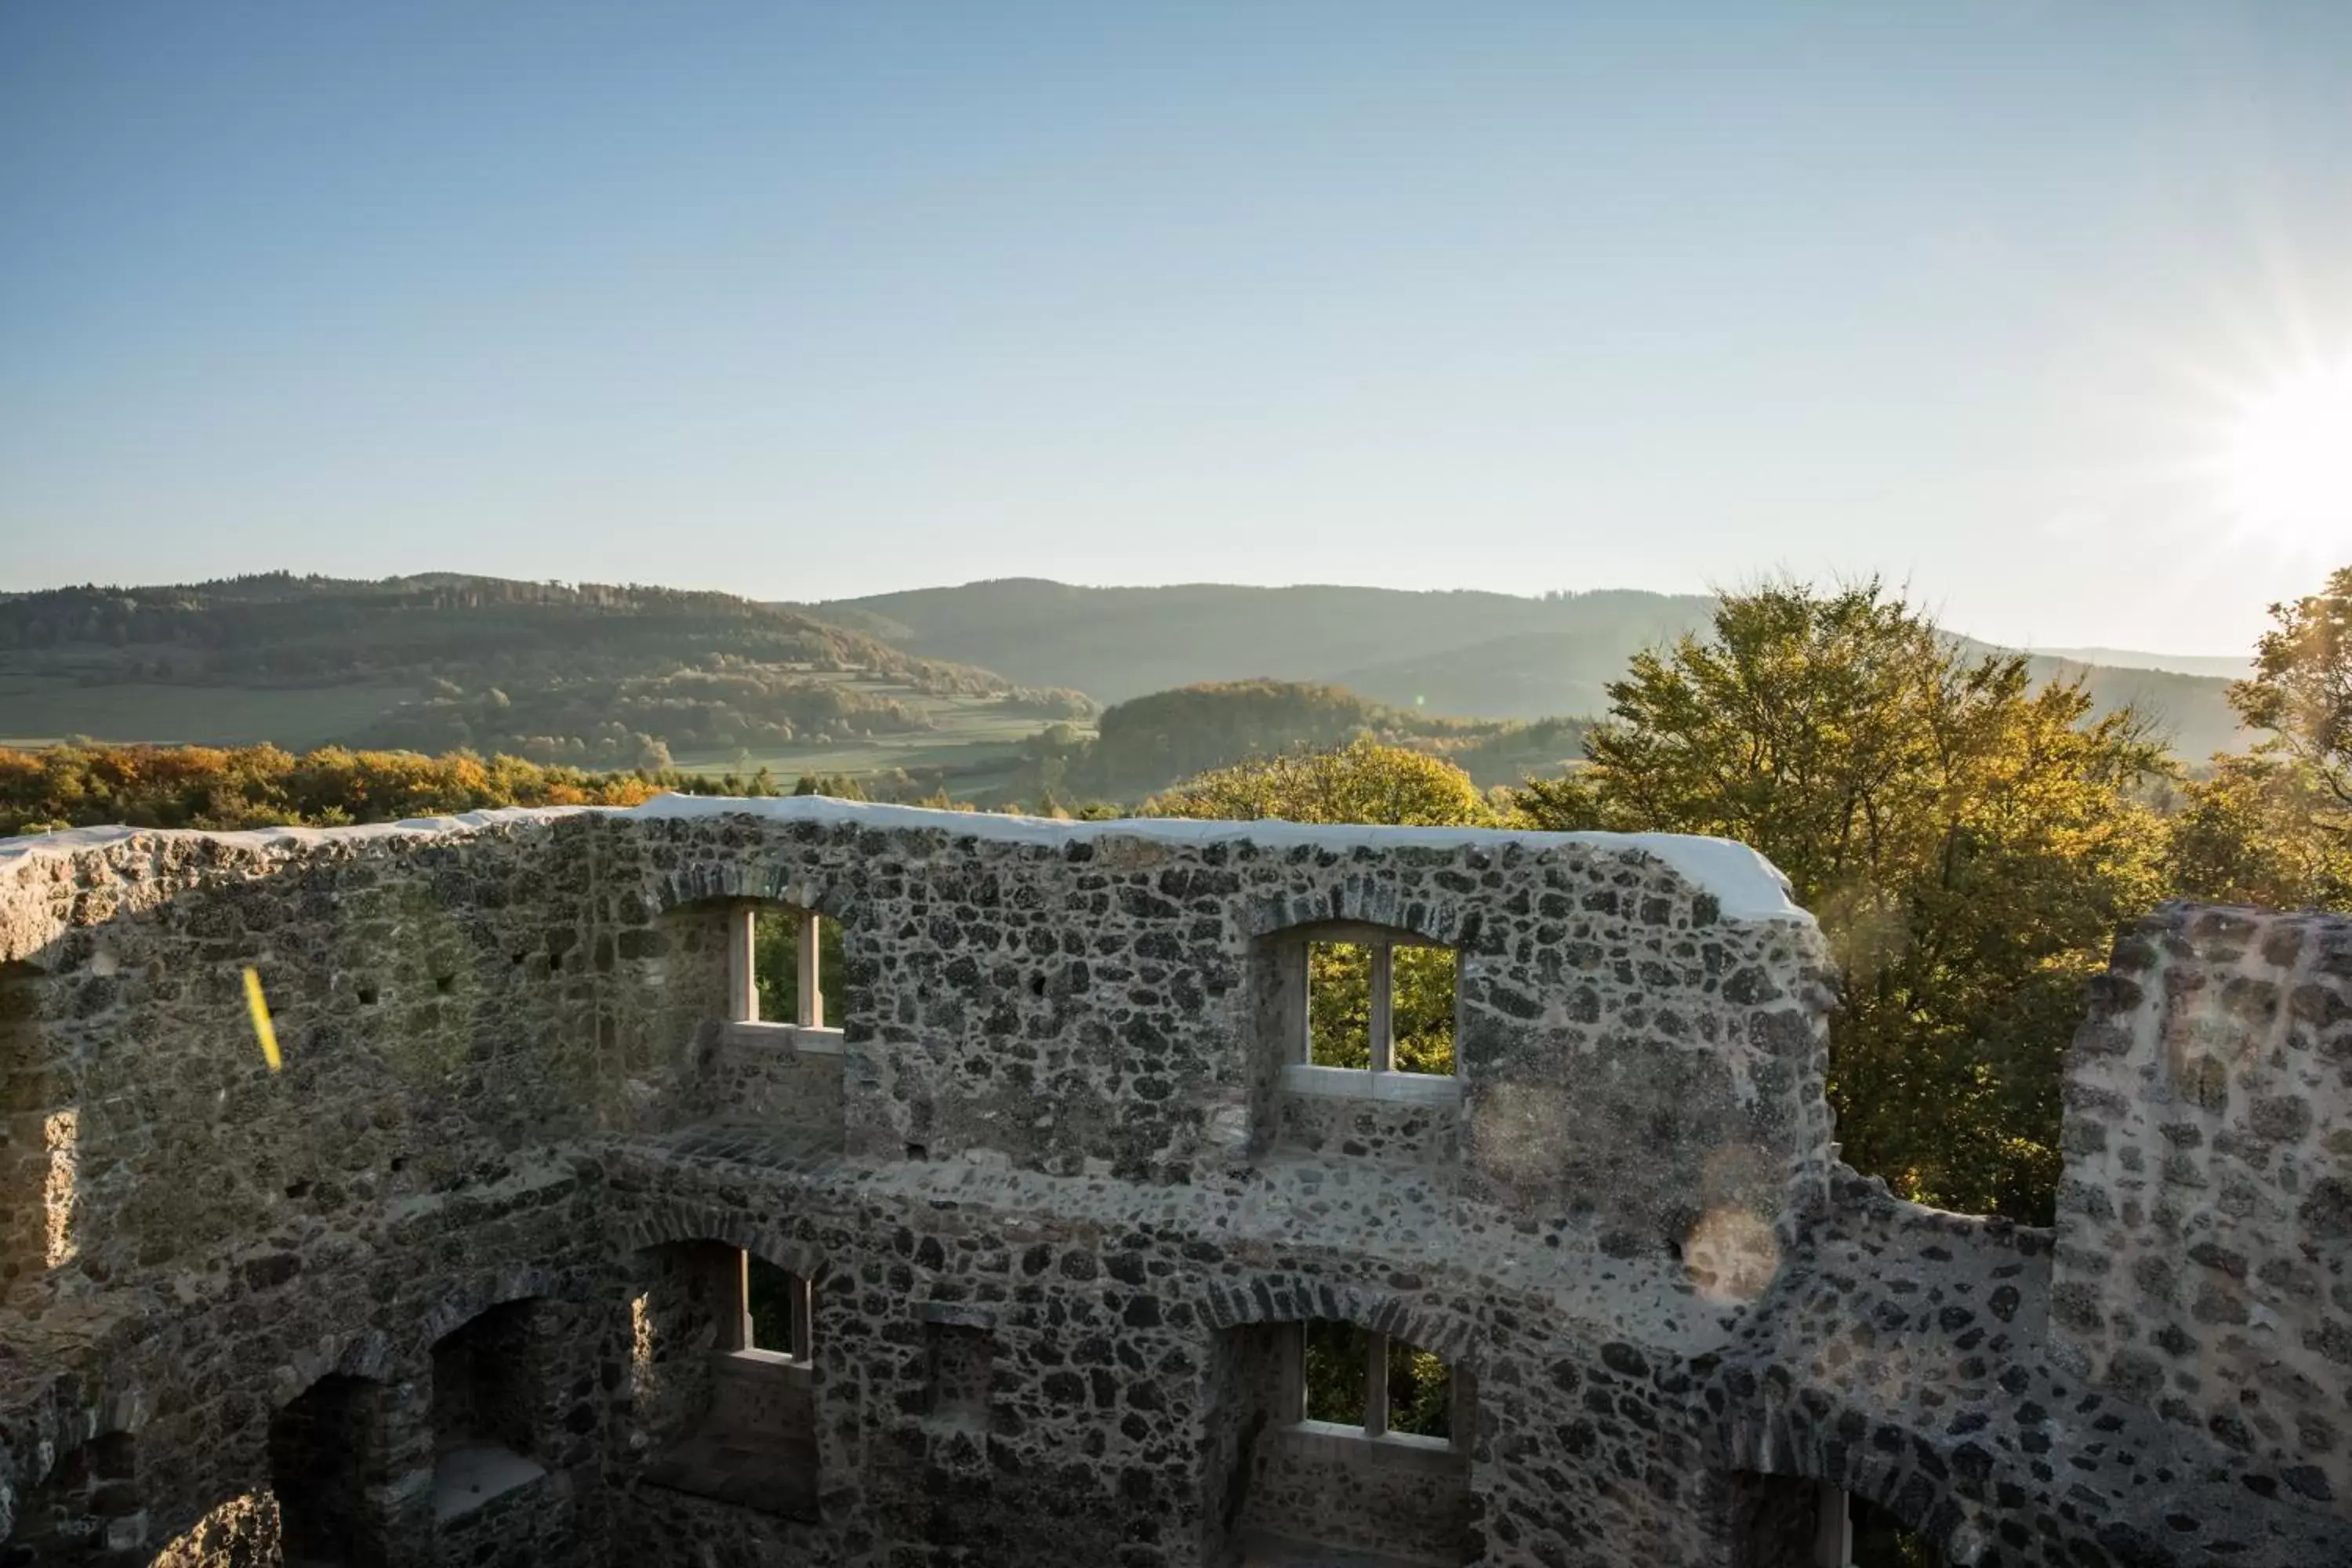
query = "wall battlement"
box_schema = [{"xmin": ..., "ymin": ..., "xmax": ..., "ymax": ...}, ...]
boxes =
[{"xmin": 0, "ymin": 799, "xmax": 2343, "ymax": 1567}]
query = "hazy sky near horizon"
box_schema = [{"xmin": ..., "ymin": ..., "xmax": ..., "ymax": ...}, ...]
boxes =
[{"xmin": 2, "ymin": 2, "xmax": 2347, "ymax": 654}]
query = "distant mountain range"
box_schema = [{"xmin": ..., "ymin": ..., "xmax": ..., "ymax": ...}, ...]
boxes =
[
  {"xmin": 797, "ymin": 579, "xmax": 2254, "ymax": 760},
  {"xmin": 2026, "ymin": 647, "xmax": 2252, "ymax": 681}
]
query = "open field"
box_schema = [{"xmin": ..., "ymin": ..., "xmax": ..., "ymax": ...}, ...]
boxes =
[
  {"xmin": 670, "ymin": 688, "xmax": 1068, "ymax": 797},
  {"xmin": 0, "ymin": 676, "xmax": 416, "ymax": 750}
]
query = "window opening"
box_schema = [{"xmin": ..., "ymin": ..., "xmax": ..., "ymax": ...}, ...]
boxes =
[
  {"xmin": 728, "ymin": 905, "xmax": 836, "ymax": 1027},
  {"xmin": 636, "ymin": 1241, "xmax": 821, "ymax": 1521},
  {"xmin": 738, "ymin": 1248, "xmax": 813, "ymax": 1362},
  {"xmin": 429, "ymin": 1299, "xmax": 550, "ymax": 1521},
  {"xmin": 1305, "ymin": 937, "xmax": 1456, "ymax": 1075},
  {"xmin": 1299, "ymin": 1319, "xmax": 1454, "ymax": 1443},
  {"xmin": 1733, "ymin": 1476, "xmax": 1942, "ymax": 1568},
  {"xmin": 1850, "ymin": 1492, "xmax": 1942, "ymax": 1567}
]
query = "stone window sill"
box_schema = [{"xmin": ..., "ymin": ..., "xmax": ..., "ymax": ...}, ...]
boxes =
[
  {"xmin": 1283, "ymin": 1419, "xmax": 1459, "ymax": 1468},
  {"xmin": 1279, "ymin": 1063, "xmax": 1461, "ymax": 1105},
  {"xmin": 717, "ymin": 1347, "xmax": 813, "ymax": 1383},
  {"xmin": 432, "ymin": 1442, "xmax": 547, "ymax": 1523},
  {"xmin": 723, "ymin": 1021, "xmax": 846, "ymax": 1054}
]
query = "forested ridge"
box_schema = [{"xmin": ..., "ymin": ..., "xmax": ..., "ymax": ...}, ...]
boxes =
[
  {"xmin": 797, "ymin": 577, "xmax": 2248, "ymax": 758},
  {"xmin": 0, "ymin": 573, "xmax": 1092, "ymax": 765}
]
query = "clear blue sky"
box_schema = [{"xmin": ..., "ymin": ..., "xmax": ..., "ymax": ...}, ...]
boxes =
[{"xmin": 3, "ymin": 2, "xmax": 2347, "ymax": 653}]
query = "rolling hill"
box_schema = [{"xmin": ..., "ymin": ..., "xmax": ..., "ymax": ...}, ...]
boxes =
[
  {"xmin": 798, "ymin": 579, "xmax": 2253, "ymax": 761},
  {"xmin": 0, "ymin": 574, "xmax": 1092, "ymax": 770},
  {"xmin": 792, "ymin": 580, "xmax": 1706, "ymax": 706}
]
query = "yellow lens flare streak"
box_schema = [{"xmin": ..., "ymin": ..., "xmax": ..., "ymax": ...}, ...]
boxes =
[{"xmin": 243, "ymin": 966, "xmax": 283, "ymax": 1072}]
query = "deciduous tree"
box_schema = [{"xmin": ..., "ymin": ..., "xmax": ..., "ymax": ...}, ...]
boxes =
[
  {"xmin": 2230, "ymin": 564, "xmax": 2352, "ymax": 832},
  {"xmin": 1515, "ymin": 580, "xmax": 2169, "ymax": 1221},
  {"xmin": 1144, "ymin": 738, "xmax": 1497, "ymax": 828}
]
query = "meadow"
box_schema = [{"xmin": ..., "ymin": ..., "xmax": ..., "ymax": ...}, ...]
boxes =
[
  {"xmin": 667, "ymin": 684, "xmax": 1067, "ymax": 797},
  {"xmin": 0, "ymin": 674, "xmax": 417, "ymax": 750}
]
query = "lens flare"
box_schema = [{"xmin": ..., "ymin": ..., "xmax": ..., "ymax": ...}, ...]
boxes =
[
  {"xmin": 1684, "ymin": 1206, "xmax": 1780, "ymax": 1303},
  {"xmin": 2220, "ymin": 357, "xmax": 2352, "ymax": 545}
]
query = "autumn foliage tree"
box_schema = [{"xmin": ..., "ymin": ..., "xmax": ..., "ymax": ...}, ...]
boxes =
[
  {"xmin": 1143, "ymin": 738, "xmax": 1499, "ymax": 828},
  {"xmin": 1514, "ymin": 580, "xmax": 2170, "ymax": 1221},
  {"xmin": 0, "ymin": 742, "xmax": 665, "ymax": 836},
  {"xmin": 2163, "ymin": 568, "xmax": 2352, "ymax": 912},
  {"xmin": 2229, "ymin": 564, "xmax": 2352, "ymax": 829},
  {"xmin": 2165, "ymin": 753, "xmax": 2352, "ymax": 911}
]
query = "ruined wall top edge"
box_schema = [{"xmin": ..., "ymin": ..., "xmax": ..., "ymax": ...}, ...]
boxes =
[{"xmin": 0, "ymin": 792, "xmax": 1808, "ymax": 927}]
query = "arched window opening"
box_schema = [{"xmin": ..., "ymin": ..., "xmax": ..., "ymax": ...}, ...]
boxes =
[
  {"xmin": 1203, "ymin": 1320, "xmax": 1474, "ymax": 1568},
  {"xmin": 430, "ymin": 1299, "xmax": 550, "ymax": 1523},
  {"xmin": 270, "ymin": 1374, "xmax": 382, "ymax": 1563},
  {"xmin": 631, "ymin": 1240, "xmax": 820, "ymax": 1520},
  {"xmin": 1848, "ymin": 1494, "xmax": 1942, "ymax": 1567},
  {"xmin": 1726, "ymin": 1472, "xmax": 1947, "ymax": 1567},
  {"xmin": 725, "ymin": 905, "xmax": 837, "ymax": 1032}
]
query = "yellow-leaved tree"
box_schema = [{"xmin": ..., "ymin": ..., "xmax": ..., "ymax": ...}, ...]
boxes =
[
  {"xmin": 1515, "ymin": 579, "xmax": 2171, "ymax": 1222},
  {"xmin": 1144, "ymin": 737, "xmax": 1499, "ymax": 829},
  {"xmin": 2166, "ymin": 565, "xmax": 2352, "ymax": 912}
]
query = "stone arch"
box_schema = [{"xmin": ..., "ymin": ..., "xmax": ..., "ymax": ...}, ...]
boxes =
[
  {"xmin": 1702, "ymin": 1388, "xmax": 1980, "ymax": 1565},
  {"xmin": 647, "ymin": 855, "xmax": 862, "ymax": 927},
  {"xmin": 266, "ymin": 1326, "xmax": 398, "ymax": 1404},
  {"xmin": 6, "ymin": 1329, "xmax": 408, "ymax": 1563},
  {"xmin": 618, "ymin": 1218, "xmax": 827, "ymax": 1523},
  {"xmin": 615, "ymin": 1204, "xmax": 829, "ymax": 1287},
  {"xmin": 1201, "ymin": 1267, "xmax": 1480, "ymax": 1568},
  {"xmin": 1241, "ymin": 878, "xmax": 1485, "ymax": 954},
  {"xmin": 653, "ymin": 858, "xmax": 862, "ymax": 1041},
  {"xmin": 1196, "ymin": 1271, "xmax": 1479, "ymax": 1372},
  {"xmin": 409, "ymin": 1262, "xmax": 566, "ymax": 1362}
]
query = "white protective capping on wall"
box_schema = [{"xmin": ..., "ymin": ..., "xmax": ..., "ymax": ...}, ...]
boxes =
[{"xmin": 626, "ymin": 795, "xmax": 1805, "ymax": 923}]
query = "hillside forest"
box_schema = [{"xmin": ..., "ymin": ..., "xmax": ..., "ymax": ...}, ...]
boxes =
[{"xmin": 0, "ymin": 574, "xmax": 1092, "ymax": 772}]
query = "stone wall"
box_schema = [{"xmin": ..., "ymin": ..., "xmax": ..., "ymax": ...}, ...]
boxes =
[
  {"xmin": 0, "ymin": 800, "xmax": 2343, "ymax": 1568},
  {"xmin": 2053, "ymin": 902, "xmax": 2352, "ymax": 1519}
]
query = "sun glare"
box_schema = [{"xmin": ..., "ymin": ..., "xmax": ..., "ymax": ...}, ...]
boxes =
[{"xmin": 2220, "ymin": 358, "xmax": 2352, "ymax": 544}]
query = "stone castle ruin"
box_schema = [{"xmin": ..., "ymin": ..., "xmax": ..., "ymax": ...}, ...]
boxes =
[{"xmin": 0, "ymin": 797, "xmax": 2345, "ymax": 1566}]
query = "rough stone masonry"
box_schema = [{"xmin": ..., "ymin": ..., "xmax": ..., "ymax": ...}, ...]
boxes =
[{"xmin": 0, "ymin": 797, "xmax": 2344, "ymax": 1567}]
